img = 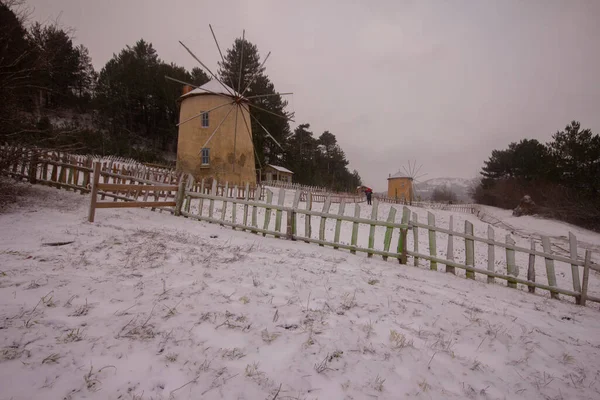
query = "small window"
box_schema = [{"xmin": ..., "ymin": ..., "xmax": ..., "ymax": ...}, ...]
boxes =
[
  {"xmin": 201, "ymin": 112, "xmax": 209, "ymax": 128},
  {"xmin": 201, "ymin": 148, "xmax": 210, "ymax": 165}
]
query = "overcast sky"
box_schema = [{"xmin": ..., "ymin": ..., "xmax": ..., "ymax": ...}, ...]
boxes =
[{"xmin": 27, "ymin": 0, "xmax": 600, "ymax": 191}]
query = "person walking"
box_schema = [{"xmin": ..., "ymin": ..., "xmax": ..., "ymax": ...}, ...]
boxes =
[{"xmin": 364, "ymin": 186, "xmax": 373, "ymax": 205}]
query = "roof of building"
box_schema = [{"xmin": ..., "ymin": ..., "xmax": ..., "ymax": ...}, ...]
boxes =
[
  {"xmin": 267, "ymin": 164, "xmax": 294, "ymax": 174},
  {"xmin": 180, "ymin": 79, "xmax": 245, "ymax": 100},
  {"xmin": 388, "ymin": 170, "xmax": 413, "ymax": 180}
]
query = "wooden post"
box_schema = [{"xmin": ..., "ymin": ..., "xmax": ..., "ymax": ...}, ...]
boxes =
[
  {"xmin": 580, "ymin": 250, "xmax": 592, "ymax": 306},
  {"xmin": 263, "ymin": 189, "xmax": 273, "ymax": 236},
  {"xmin": 382, "ymin": 207, "xmax": 397, "ymax": 261},
  {"xmin": 367, "ymin": 198, "xmax": 379, "ymax": 256},
  {"xmin": 445, "ymin": 215, "xmax": 455, "ymax": 274},
  {"xmin": 399, "ymin": 228, "xmax": 408, "ymax": 264},
  {"xmin": 292, "ymin": 190, "xmax": 301, "ymax": 237},
  {"xmin": 319, "ymin": 194, "xmax": 332, "ymax": 247},
  {"xmin": 28, "ymin": 151, "xmax": 38, "ymax": 184},
  {"xmin": 87, "ymin": 162, "xmax": 101, "ymax": 223},
  {"xmin": 465, "ymin": 221, "xmax": 474, "ymax": 279},
  {"xmin": 275, "ymin": 188, "xmax": 285, "ymax": 238},
  {"xmin": 242, "ymin": 182, "xmax": 250, "ymax": 231},
  {"xmin": 428, "ymin": 212, "xmax": 437, "ymax": 271},
  {"xmin": 412, "ymin": 213, "xmax": 419, "ymax": 266},
  {"xmin": 351, "ymin": 203, "xmax": 360, "ymax": 254},
  {"xmin": 527, "ymin": 239, "xmax": 536, "ymax": 293},
  {"xmin": 174, "ymin": 177, "xmax": 186, "ymax": 216},
  {"xmin": 208, "ymin": 179, "xmax": 217, "ymax": 220},
  {"xmin": 251, "ymin": 185, "xmax": 260, "ymax": 233},
  {"xmin": 487, "ymin": 226, "xmax": 495, "ymax": 284},
  {"xmin": 333, "ymin": 199, "xmax": 346, "ymax": 249},
  {"xmin": 286, "ymin": 210, "xmax": 296, "ymax": 240},
  {"xmin": 396, "ymin": 207, "xmax": 410, "ymax": 264},
  {"xmin": 231, "ymin": 185, "xmax": 238, "ymax": 229},
  {"xmin": 220, "ymin": 182, "xmax": 229, "ymax": 226},
  {"xmin": 198, "ymin": 179, "xmax": 205, "ymax": 216},
  {"xmin": 506, "ymin": 235, "xmax": 517, "ymax": 288},
  {"xmin": 304, "ymin": 192, "xmax": 312, "ymax": 243},
  {"xmin": 184, "ymin": 175, "xmax": 195, "ymax": 214},
  {"xmin": 569, "ymin": 232, "xmax": 582, "ymax": 304},
  {"xmin": 541, "ymin": 236, "xmax": 559, "ymax": 300}
]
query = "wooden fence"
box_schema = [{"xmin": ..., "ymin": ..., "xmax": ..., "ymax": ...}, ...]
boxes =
[{"xmin": 177, "ymin": 189, "xmax": 599, "ymax": 308}]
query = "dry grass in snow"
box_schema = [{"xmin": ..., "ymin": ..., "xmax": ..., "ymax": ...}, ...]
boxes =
[{"xmin": 0, "ymin": 184, "xmax": 600, "ymax": 399}]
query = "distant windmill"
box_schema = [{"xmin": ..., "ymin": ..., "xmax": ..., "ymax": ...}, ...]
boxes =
[
  {"xmin": 387, "ymin": 160, "xmax": 427, "ymax": 203},
  {"xmin": 165, "ymin": 25, "xmax": 294, "ymax": 184}
]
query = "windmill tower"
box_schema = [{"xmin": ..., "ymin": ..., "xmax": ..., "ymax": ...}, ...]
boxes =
[
  {"xmin": 387, "ymin": 160, "xmax": 427, "ymax": 203},
  {"xmin": 168, "ymin": 26, "xmax": 293, "ymax": 185}
]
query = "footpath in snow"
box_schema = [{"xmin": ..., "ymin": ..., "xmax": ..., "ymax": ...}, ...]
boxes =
[{"xmin": 1, "ymin": 184, "xmax": 600, "ymax": 400}]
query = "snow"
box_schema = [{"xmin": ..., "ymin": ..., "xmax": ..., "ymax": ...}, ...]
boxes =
[
  {"xmin": 388, "ymin": 170, "xmax": 411, "ymax": 179},
  {"xmin": 266, "ymin": 164, "xmax": 294, "ymax": 174},
  {"xmin": 181, "ymin": 79, "xmax": 241, "ymax": 99},
  {"xmin": 1, "ymin": 184, "xmax": 600, "ymax": 399}
]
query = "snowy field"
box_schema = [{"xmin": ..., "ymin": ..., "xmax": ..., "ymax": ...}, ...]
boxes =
[{"xmin": 1, "ymin": 184, "xmax": 600, "ymax": 400}]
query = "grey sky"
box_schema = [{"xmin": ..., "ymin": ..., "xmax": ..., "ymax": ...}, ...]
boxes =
[{"xmin": 28, "ymin": 0, "xmax": 600, "ymax": 191}]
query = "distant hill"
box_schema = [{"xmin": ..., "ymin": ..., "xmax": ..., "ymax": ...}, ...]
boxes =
[{"xmin": 414, "ymin": 177, "xmax": 479, "ymax": 202}]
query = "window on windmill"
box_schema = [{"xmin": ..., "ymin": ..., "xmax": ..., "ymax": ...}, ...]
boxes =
[
  {"xmin": 201, "ymin": 112, "xmax": 209, "ymax": 128},
  {"xmin": 201, "ymin": 148, "xmax": 210, "ymax": 165}
]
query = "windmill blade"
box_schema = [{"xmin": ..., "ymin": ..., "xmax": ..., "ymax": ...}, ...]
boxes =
[
  {"xmin": 402, "ymin": 165, "xmax": 411, "ymax": 177},
  {"xmin": 247, "ymin": 102, "xmax": 295, "ymax": 123},
  {"xmin": 232, "ymin": 105, "xmax": 239, "ymax": 172},
  {"xmin": 165, "ymin": 76, "xmax": 231, "ymax": 99},
  {"xmin": 179, "ymin": 40, "xmax": 236, "ymax": 97},
  {"xmin": 240, "ymin": 51, "xmax": 271, "ymax": 97},
  {"xmin": 239, "ymin": 105, "xmax": 263, "ymax": 170},
  {"xmin": 177, "ymin": 100, "xmax": 235, "ymax": 127},
  {"xmin": 242, "ymin": 104, "xmax": 284, "ymax": 150},
  {"xmin": 237, "ymin": 30, "xmax": 245, "ymax": 94},
  {"xmin": 245, "ymin": 92, "xmax": 293, "ymax": 100},
  {"xmin": 209, "ymin": 24, "xmax": 238, "ymax": 92},
  {"xmin": 199, "ymin": 104, "xmax": 236, "ymax": 152}
]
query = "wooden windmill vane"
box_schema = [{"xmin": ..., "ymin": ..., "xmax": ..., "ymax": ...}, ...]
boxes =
[{"xmin": 166, "ymin": 25, "xmax": 294, "ymax": 185}]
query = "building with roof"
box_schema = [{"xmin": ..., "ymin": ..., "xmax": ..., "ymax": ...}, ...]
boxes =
[
  {"xmin": 176, "ymin": 80, "xmax": 257, "ymax": 185},
  {"xmin": 387, "ymin": 171, "xmax": 413, "ymax": 201},
  {"xmin": 262, "ymin": 164, "xmax": 293, "ymax": 183}
]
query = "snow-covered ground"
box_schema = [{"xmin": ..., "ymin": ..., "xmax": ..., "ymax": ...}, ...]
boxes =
[{"xmin": 1, "ymin": 184, "xmax": 600, "ymax": 400}]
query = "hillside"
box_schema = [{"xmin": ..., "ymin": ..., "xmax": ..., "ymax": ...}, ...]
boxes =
[{"xmin": 415, "ymin": 177, "xmax": 479, "ymax": 202}]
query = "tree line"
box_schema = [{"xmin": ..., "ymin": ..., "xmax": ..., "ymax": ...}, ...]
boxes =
[
  {"xmin": 472, "ymin": 121, "xmax": 600, "ymax": 230},
  {"xmin": 0, "ymin": 1, "xmax": 362, "ymax": 191}
]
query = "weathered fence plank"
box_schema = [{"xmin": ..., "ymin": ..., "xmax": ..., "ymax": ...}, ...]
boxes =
[
  {"xmin": 428, "ymin": 212, "xmax": 437, "ymax": 270},
  {"xmin": 541, "ymin": 236, "xmax": 559, "ymax": 300},
  {"xmin": 334, "ymin": 199, "xmax": 346, "ymax": 250},
  {"xmin": 317, "ymin": 195, "xmax": 332, "ymax": 246},
  {"xmin": 487, "ymin": 226, "xmax": 495, "ymax": 284},
  {"xmin": 569, "ymin": 232, "xmax": 582, "ymax": 304},
  {"xmin": 506, "ymin": 235, "xmax": 517, "ymax": 288},
  {"xmin": 412, "ymin": 213, "xmax": 419, "ymax": 267},
  {"xmin": 351, "ymin": 203, "xmax": 360, "ymax": 254},
  {"xmin": 304, "ymin": 192, "xmax": 312, "ymax": 243},
  {"xmin": 275, "ymin": 188, "xmax": 286, "ymax": 238},
  {"xmin": 382, "ymin": 207, "xmax": 397, "ymax": 261},
  {"xmin": 581, "ymin": 250, "xmax": 592, "ymax": 306},
  {"xmin": 465, "ymin": 221, "xmax": 474, "ymax": 279},
  {"xmin": 527, "ymin": 239, "xmax": 536, "ymax": 293},
  {"xmin": 446, "ymin": 215, "xmax": 455, "ymax": 274},
  {"xmin": 367, "ymin": 198, "xmax": 378, "ymax": 256},
  {"xmin": 263, "ymin": 189, "xmax": 273, "ymax": 237}
]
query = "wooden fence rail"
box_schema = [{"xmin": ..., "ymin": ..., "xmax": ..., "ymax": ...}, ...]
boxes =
[{"xmin": 179, "ymin": 188, "xmax": 599, "ymax": 307}]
